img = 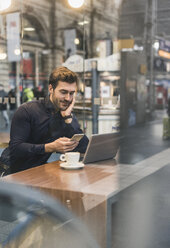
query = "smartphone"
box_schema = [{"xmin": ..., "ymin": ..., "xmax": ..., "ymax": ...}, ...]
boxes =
[{"xmin": 71, "ymin": 133, "xmax": 84, "ymax": 142}]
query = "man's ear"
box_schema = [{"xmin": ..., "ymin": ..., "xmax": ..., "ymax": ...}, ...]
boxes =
[{"xmin": 48, "ymin": 84, "xmax": 53, "ymax": 94}]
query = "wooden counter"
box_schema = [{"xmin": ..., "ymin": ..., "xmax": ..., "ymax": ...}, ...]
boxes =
[{"xmin": 3, "ymin": 159, "xmax": 118, "ymax": 248}]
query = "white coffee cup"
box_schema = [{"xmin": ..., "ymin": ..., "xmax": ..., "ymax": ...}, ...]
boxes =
[{"xmin": 60, "ymin": 152, "xmax": 80, "ymax": 165}]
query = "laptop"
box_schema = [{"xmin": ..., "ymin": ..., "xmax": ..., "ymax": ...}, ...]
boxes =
[{"xmin": 82, "ymin": 132, "xmax": 120, "ymax": 164}]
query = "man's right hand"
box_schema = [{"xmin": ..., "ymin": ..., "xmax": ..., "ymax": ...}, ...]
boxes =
[{"xmin": 45, "ymin": 137, "xmax": 79, "ymax": 153}]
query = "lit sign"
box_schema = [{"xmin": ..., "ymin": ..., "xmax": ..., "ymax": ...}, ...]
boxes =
[
  {"xmin": 159, "ymin": 39, "xmax": 170, "ymax": 53},
  {"xmin": 158, "ymin": 50, "xmax": 170, "ymax": 59},
  {"xmin": 158, "ymin": 39, "xmax": 170, "ymax": 59}
]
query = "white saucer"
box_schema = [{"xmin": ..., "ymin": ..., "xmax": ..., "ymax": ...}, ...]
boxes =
[{"xmin": 60, "ymin": 162, "xmax": 84, "ymax": 170}]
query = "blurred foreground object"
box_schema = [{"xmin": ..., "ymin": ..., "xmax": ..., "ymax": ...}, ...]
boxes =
[{"xmin": 0, "ymin": 181, "xmax": 99, "ymax": 248}]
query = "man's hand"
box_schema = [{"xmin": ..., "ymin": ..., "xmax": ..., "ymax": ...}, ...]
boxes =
[
  {"xmin": 45, "ymin": 137, "xmax": 79, "ymax": 153},
  {"xmin": 61, "ymin": 96, "xmax": 76, "ymax": 124},
  {"xmin": 61, "ymin": 96, "xmax": 75, "ymax": 114}
]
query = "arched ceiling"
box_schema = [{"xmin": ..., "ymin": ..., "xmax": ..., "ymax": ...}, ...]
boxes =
[
  {"xmin": 23, "ymin": 13, "xmax": 49, "ymax": 46},
  {"xmin": 118, "ymin": 0, "xmax": 170, "ymax": 43}
]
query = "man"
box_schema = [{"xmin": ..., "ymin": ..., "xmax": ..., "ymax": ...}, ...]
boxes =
[
  {"xmin": 0, "ymin": 67, "xmax": 88, "ymax": 174},
  {"xmin": 23, "ymin": 87, "xmax": 34, "ymax": 102}
]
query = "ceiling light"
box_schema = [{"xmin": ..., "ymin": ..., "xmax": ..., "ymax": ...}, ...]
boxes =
[
  {"xmin": 78, "ymin": 20, "xmax": 89, "ymax": 26},
  {"xmin": 14, "ymin": 49, "xmax": 20, "ymax": 55},
  {"xmin": 0, "ymin": 53, "xmax": 7, "ymax": 60},
  {"xmin": 0, "ymin": 0, "xmax": 11, "ymax": 11},
  {"xmin": 153, "ymin": 41, "xmax": 159, "ymax": 50},
  {"xmin": 24, "ymin": 27, "xmax": 35, "ymax": 32},
  {"xmin": 42, "ymin": 49, "xmax": 50, "ymax": 55},
  {"xmin": 74, "ymin": 38, "xmax": 80, "ymax": 45},
  {"xmin": 68, "ymin": 0, "xmax": 84, "ymax": 8}
]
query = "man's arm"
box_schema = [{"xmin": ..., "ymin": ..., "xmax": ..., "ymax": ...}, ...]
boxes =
[
  {"xmin": 61, "ymin": 114, "xmax": 89, "ymax": 153},
  {"xmin": 9, "ymin": 106, "xmax": 45, "ymax": 157},
  {"xmin": 60, "ymin": 95, "xmax": 89, "ymax": 153},
  {"xmin": 9, "ymin": 105, "xmax": 81, "ymax": 157}
]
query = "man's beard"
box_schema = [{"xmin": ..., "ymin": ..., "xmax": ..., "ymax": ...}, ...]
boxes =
[
  {"xmin": 59, "ymin": 100, "xmax": 71, "ymax": 111},
  {"xmin": 53, "ymin": 99, "xmax": 71, "ymax": 111}
]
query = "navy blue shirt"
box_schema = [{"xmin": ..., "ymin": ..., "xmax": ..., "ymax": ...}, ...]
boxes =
[{"xmin": 8, "ymin": 97, "xmax": 89, "ymax": 173}]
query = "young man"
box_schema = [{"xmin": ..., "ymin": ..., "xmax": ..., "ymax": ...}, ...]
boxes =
[{"xmin": 0, "ymin": 67, "xmax": 88, "ymax": 174}]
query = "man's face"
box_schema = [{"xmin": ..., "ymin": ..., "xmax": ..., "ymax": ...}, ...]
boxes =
[{"xmin": 49, "ymin": 81, "xmax": 77, "ymax": 111}]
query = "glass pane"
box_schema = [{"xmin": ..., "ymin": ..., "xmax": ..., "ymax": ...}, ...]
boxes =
[{"xmin": 0, "ymin": 0, "xmax": 121, "ymax": 168}]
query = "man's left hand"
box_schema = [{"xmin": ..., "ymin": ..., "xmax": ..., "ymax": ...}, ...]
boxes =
[{"xmin": 61, "ymin": 97, "xmax": 75, "ymax": 123}]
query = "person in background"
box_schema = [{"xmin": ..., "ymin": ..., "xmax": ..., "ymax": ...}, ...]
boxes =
[
  {"xmin": 33, "ymin": 87, "xmax": 41, "ymax": 100},
  {"xmin": 0, "ymin": 84, "xmax": 9, "ymax": 127},
  {"xmin": 8, "ymin": 88, "xmax": 17, "ymax": 119},
  {"xmin": 0, "ymin": 67, "xmax": 88, "ymax": 174},
  {"xmin": 23, "ymin": 87, "xmax": 34, "ymax": 102}
]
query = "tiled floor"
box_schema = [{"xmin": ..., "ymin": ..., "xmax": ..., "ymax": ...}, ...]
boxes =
[
  {"xmin": 112, "ymin": 110, "xmax": 170, "ymax": 248},
  {"xmin": 112, "ymin": 163, "xmax": 170, "ymax": 248}
]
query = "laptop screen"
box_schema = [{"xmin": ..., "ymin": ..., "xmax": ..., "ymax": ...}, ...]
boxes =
[{"xmin": 82, "ymin": 132, "xmax": 119, "ymax": 164}]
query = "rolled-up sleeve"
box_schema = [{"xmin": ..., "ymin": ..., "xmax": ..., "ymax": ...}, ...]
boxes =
[{"xmin": 10, "ymin": 106, "xmax": 45, "ymax": 158}]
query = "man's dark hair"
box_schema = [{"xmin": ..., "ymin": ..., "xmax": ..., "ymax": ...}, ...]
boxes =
[{"xmin": 49, "ymin": 66, "xmax": 78, "ymax": 89}]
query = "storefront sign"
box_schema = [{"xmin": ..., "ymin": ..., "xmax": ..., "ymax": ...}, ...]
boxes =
[
  {"xmin": 63, "ymin": 54, "xmax": 83, "ymax": 72},
  {"xmin": 0, "ymin": 15, "xmax": 5, "ymax": 38},
  {"xmin": 64, "ymin": 29, "xmax": 76, "ymax": 58},
  {"xmin": 97, "ymin": 53, "xmax": 120, "ymax": 71},
  {"xmin": 63, "ymin": 53, "xmax": 120, "ymax": 72},
  {"xmin": 101, "ymin": 86, "xmax": 110, "ymax": 98},
  {"xmin": 6, "ymin": 12, "xmax": 21, "ymax": 62},
  {"xmin": 158, "ymin": 50, "xmax": 170, "ymax": 59},
  {"xmin": 96, "ymin": 40, "xmax": 112, "ymax": 57},
  {"xmin": 158, "ymin": 39, "xmax": 170, "ymax": 59}
]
